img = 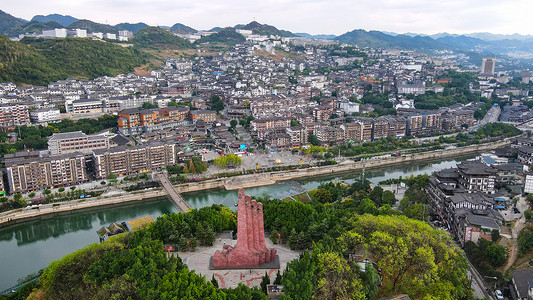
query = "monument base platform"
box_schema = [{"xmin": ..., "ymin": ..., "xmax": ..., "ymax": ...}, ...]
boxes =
[{"xmin": 209, "ymin": 255, "xmax": 280, "ymax": 270}]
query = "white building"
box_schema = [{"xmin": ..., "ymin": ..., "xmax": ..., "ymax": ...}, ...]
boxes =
[
  {"xmin": 90, "ymin": 32, "xmax": 104, "ymax": 39},
  {"xmin": 525, "ymin": 174, "xmax": 533, "ymax": 194},
  {"xmin": 30, "ymin": 108, "xmax": 61, "ymax": 124},
  {"xmin": 67, "ymin": 29, "xmax": 87, "ymax": 38},
  {"xmin": 118, "ymin": 30, "xmax": 133, "ymax": 41},
  {"xmin": 339, "ymin": 101, "xmax": 360, "ymax": 114},
  {"xmin": 105, "ymin": 33, "xmax": 117, "ymax": 40},
  {"xmin": 42, "ymin": 28, "xmax": 67, "ymax": 38}
]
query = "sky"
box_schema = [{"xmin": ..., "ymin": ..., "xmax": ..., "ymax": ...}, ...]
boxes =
[{"xmin": 3, "ymin": 0, "xmax": 533, "ymax": 36}]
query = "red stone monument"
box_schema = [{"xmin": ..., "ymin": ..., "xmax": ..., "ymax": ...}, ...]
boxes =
[{"xmin": 212, "ymin": 189, "xmax": 277, "ymax": 268}]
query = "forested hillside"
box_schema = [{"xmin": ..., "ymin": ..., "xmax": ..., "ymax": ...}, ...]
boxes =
[
  {"xmin": 0, "ymin": 35, "xmax": 147, "ymax": 85},
  {"xmin": 132, "ymin": 26, "xmax": 193, "ymax": 50}
]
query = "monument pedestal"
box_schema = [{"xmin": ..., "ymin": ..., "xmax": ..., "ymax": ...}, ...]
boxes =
[{"xmin": 212, "ymin": 189, "xmax": 278, "ymax": 269}]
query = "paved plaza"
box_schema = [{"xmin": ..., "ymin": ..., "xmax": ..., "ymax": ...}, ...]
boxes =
[{"xmin": 174, "ymin": 232, "xmax": 301, "ymax": 288}]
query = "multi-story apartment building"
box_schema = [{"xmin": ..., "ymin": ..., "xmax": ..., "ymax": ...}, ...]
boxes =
[
  {"xmin": 118, "ymin": 107, "xmax": 190, "ymax": 135},
  {"xmin": 0, "ymin": 104, "xmax": 30, "ymax": 129},
  {"xmin": 286, "ymin": 126, "xmax": 308, "ymax": 148},
  {"xmin": 384, "ymin": 115, "xmax": 407, "ymax": 137},
  {"xmin": 48, "ymin": 131, "xmax": 109, "ymax": 156},
  {"xmin": 457, "ymin": 161, "xmax": 497, "ymax": 194},
  {"xmin": 5, "ymin": 153, "xmax": 88, "ymax": 193},
  {"xmin": 190, "ymin": 110, "xmax": 216, "ymax": 123},
  {"xmin": 372, "ymin": 117, "xmax": 389, "ymax": 140},
  {"xmin": 427, "ymin": 166, "xmax": 502, "ymax": 246},
  {"xmin": 92, "ymin": 141, "xmax": 177, "ymax": 179},
  {"xmin": 340, "ymin": 122, "xmax": 363, "ymax": 142},
  {"xmin": 30, "ymin": 108, "xmax": 61, "ymax": 124},
  {"xmin": 313, "ymin": 104, "xmax": 333, "ymax": 121},
  {"xmin": 358, "ymin": 117, "xmax": 374, "ymax": 141},
  {"xmin": 264, "ymin": 132, "xmax": 292, "ymax": 152},
  {"xmin": 315, "ymin": 126, "xmax": 344, "ymax": 145},
  {"xmin": 66, "ymin": 99, "xmax": 104, "ymax": 114},
  {"xmin": 250, "ymin": 117, "xmax": 291, "ymax": 140},
  {"xmin": 406, "ymin": 114, "xmax": 423, "ymax": 136}
]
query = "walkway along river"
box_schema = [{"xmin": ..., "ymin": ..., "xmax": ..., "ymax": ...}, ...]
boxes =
[{"xmin": 0, "ymin": 154, "xmax": 477, "ymax": 290}]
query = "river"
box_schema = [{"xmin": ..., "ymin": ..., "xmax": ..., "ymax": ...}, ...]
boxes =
[{"xmin": 0, "ymin": 155, "xmax": 474, "ymax": 290}]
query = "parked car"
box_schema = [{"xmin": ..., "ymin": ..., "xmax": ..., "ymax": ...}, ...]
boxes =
[{"xmin": 495, "ymin": 289, "xmax": 504, "ymax": 300}]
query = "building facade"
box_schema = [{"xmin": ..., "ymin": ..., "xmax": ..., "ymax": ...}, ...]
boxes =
[{"xmin": 48, "ymin": 131, "xmax": 110, "ymax": 156}]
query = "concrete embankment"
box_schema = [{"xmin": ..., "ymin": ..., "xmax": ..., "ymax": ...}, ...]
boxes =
[
  {"xmin": 0, "ymin": 190, "xmax": 167, "ymax": 228},
  {"xmin": 0, "ymin": 140, "xmax": 509, "ymax": 227}
]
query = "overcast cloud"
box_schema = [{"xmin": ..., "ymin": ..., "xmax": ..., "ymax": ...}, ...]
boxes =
[{"xmin": 3, "ymin": 0, "xmax": 531, "ymax": 35}]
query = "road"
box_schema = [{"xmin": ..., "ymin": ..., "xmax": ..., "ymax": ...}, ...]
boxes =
[
  {"xmin": 505, "ymin": 196, "xmax": 528, "ymax": 271},
  {"xmin": 479, "ymin": 105, "xmax": 501, "ymax": 126}
]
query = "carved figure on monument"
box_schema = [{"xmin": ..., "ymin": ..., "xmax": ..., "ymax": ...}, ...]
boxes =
[{"xmin": 212, "ymin": 189, "xmax": 277, "ymax": 268}]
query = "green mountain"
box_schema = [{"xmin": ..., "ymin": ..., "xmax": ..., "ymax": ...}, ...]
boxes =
[
  {"xmin": 0, "ymin": 10, "xmax": 26, "ymax": 36},
  {"xmin": 31, "ymin": 14, "xmax": 78, "ymax": 27},
  {"xmin": 5, "ymin": 21, "xmax": 63, "ymax": 37},
  {"xmin": 195, "ymin": 27, "xmax": 245, "ymax": 45},
  {"xmin": 335, "ymin": 29, "xmax": 447, "ymax": 50},
  {"xmin": 132, "ymin": 26, "xmax": 192, "ymax": 49},
  {"xmin": 170, "ymin": 23, "xmax": 196, "ymax": 34},
  {"xmin": 0, "ymin": 34, "xmax": 146, "ymax": 85},
  {"xmin": 114, "ymin": 22, "xmax": 148, "ymax": 34},
  {"xmin": 241, "ymin": 21, "xmax": 295, "ymax": 37},
  {"xmin": 67, "ymin": 19, "xmax": 117, "ymax": 34}
]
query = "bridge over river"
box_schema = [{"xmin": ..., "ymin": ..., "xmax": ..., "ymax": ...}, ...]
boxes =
[{"xmin": 155, "ymin": 173, "xmax": 191, "ymax": 212}]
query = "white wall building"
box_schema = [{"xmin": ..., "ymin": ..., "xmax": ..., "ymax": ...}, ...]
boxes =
[
  {"xmin": 30, "ymin": 108, "xmax": 61, "ymax": 123},
  {"xmin": 42, "ymin": 28, "xmax": 67, "ymax": 38},
  {"xmin": 67, "ymin": 29, "xmax": 87, "ymax": 38},
  {"xmin": 339, "ymin": 101, "xmax": 360, "ymax": 114}
]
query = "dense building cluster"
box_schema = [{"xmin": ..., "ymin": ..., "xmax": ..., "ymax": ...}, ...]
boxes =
[{"xmin": 427, "ymin": 139, "xmax": 528, "ymax": 246}]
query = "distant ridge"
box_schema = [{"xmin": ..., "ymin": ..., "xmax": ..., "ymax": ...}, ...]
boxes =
[
  {"xmin": 295, "ymin": 33, "xmax": 336, "ymax": 40},
  {"xmin": 31, "ymin": 14, "xmax": 78, "ymax": 27},
  {"xmin": 67, "ymin": 19, "xmax": 118, "ymax": 34},
  {"xmin": 239, "ymin": 21, "xmax": 295, "ymax": 37},
  {"xmin": 195, "ymin": 27, "xmax": 245, "ymax": 45},
  {"xmin": 0, "ymin": 10, "xmax": 26, "ymax": 36},
  {"xmin": 170, "ymin": 23, "xmax": 196, "ymax": 34},
  {"xmin": 114, "ymin": 22, "xmax": 148, "ymax": 34}
]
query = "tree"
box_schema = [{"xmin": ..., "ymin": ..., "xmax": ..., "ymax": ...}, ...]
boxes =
[
  {"xmin": 270, "ymin": 229, "xmax": 279, "ymax": 244},
  {"xmin": 309, "ymin": 134, "xmax": 320, "ymax": 146},
  {"xmin": 211, "ymin": 275, "xmax": 219, "ymax": 288},
  {"xmin": 282, "ymin": 252, "xmax": 316, "ymax": 299},
  {"xmin": 369, "ymin": 186, "xmax": 383, "ymax": 205},
  {"xmin": 290, "ymin": 120, "xmax": 299, "ymax": 126},
  {"xmin": 28, "ymin": 192, "xmax": 36, "ymax": 198},
  {"xmin": 314, "ymin": 252, "xmax": 365, "ymax": 300},
  {"xmin": 288, "ymin": 229, "xmax": 300, "ymax": 250},
  {"xmin": 43, "ymin": 189, "xmax": 51, "ymax": 195},
  {"xmin": 274, "ymin": 271, "xmax": 282, "ymax": 285},
  {"xmin": 230, "ymin": 119, "xmax": 238, "ymax": 128},
  {"xmin": 357, "ymin": 198, "xmax": 378, "ymax": 215},
  {"xmin": 107, "ymin": 172, "xmax": 117, "ymax": 180},
  {"xmin": 260, "ymin": 271, "xmax": 270, "ymax": 294},
  {"xmin": 139, "ymin": 102, "xmax": 158, "ymax": 109},
  {"xmin": 313, "ymin": 188, "xmax": 334, "ymax": 204},
  {"xmin": 58, "ymin": 187, "xmax": 65, "ymax": 193},
  {"xmin": 382, "ymin": 190, "xmax": 396, "ymax": 205},
  {"xmin": 210, "ymin": 95, "xmax": 224, "ymax": 112}
]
